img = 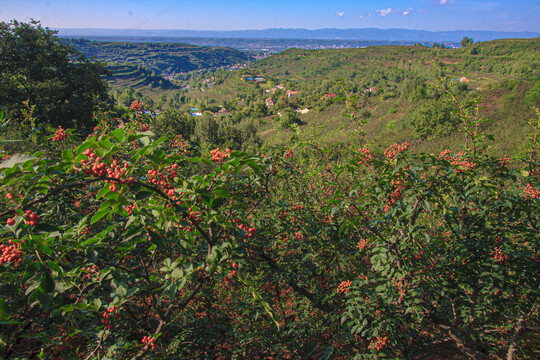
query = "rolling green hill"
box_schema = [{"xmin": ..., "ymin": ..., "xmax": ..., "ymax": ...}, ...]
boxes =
[
  {"xmin": 67, "ymin": 39, "xmax": 253, "ymax": 75},
  {"xmin": 74, "ymin": 37, "xmax": 539, "ymax": 157}
]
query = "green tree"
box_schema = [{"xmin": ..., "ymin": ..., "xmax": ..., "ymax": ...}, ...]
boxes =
[
  {"xmin": 0, "ymin": 20, "xmax": 110, "ymax": 133},
  {"xmin": 277, "ymin": 108, "xmax": 301, "ymax": 129},
  {"xmin": 460, "ymin": 36, "xmax": 474, "ymax": 48},
  {"xmin": 152, "ymin": 109, "xmax": 195, "ymax": 139},
  {"xmin": 410, "ymin": 100, "xmax": 460, "ymax": 139}
]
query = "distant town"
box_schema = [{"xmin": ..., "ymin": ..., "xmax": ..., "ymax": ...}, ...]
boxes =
[{"xmin": 61, "ymin": 35, "xmax": 460, "ymax": 54}]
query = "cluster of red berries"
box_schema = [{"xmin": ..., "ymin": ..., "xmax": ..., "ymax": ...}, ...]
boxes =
[
  {"xmin": 80, "ymin": 227, "xmax": 92, "ymax": 236},
  {"xmin": 121, "ymin": 255, "xmax": 135, "ymax": 265},
  {"xmin": 336, "ymin": 280, "xmax": 352, "ymax": 294},
  {"xmin": 24, "ymin": 210, "xmax": 40, "ymax": 226},
  {"xmin": 75, "ymin": 150, "xmax": 134, "ymax": 191},
  {"xmin": 498, "ymin": 154, "xmax": 511, "ymax": 167},
  {"xmin": 438, "ymin": 150, "xmax": 476, "ymax": 173},
  {"xmin": 357, "ymin": 147, "xmax": 374, "ymax": 166},
  {"xmin": 0, "ymin": 240, "xmax": 24, "ymax": 266},
  {"xmin": 125, "ymin": 204, "xmax": 137, "ymax": 215},
  {"xmin": 356, "ymin": 238, "xmax": 370, "ymax": 250},
  {"xmin": 224, "ymin": 263, "xmax": 239, "ymax": 284},
  {"xmin": 130, "ymin": 100, "xmax": 145, "ymax": 111},
  {"xmin": 141, "ymin": 335, "xmax": 155, "ymax": 350},
  {"xmin": 368, "ymin": 336, "xmax": 388, "ymax": 350},
  {"xmin": 101, "ymin": 306, "xmax": 118, "ymax": 330},
  {"xmin": 522, "ymin": 183, "xmax": 540, "ymax": 200},
  {"xmin": 77, "ymin": 149, "xmax": 107, "ymax": 177},
  {"xmin": 82, "ymin": 265, "xmax": 99, "ymax": 281},
  {"xmin": 291, "ymin": 203, "xmax": 303, "ymax": 211},
  {"xmin": 146, "ymin": 165, "xmax": 183, "ymax": 204},
  {"xmin": 391, "ymin": 277, "xmax": 411, "ymax": 300},
  {"xmin": 187, "ymin": 208, "xmax": 202, "ymax": 225},
  {"xmin": 384, "ymin": 142, "xmax": 409, "ymax": 161},
  {"xmin": 384, "ymin": 178, "xmax": 406, "ymax": 213},
  {"xmin": 52, "ymin": 126, "xmax": 67, "ymax": 142},
  {"xmin": 490, "ymin": 247, "xmax": 509, "ymax": 264},
  {"xmin": 234, "ymin": 220, "xmax": 256, "ymax": 238},
  {"xmin": 170, "ymin": 135, "xmax": 190, "ymax": 153},
  {"xmin": 104, "ymin": 160, "xmax": 133, "ymax": 191},
  {"xmin": 210, "ymin": 147, "xmax": 231, "ymax": 162},
  {"xmin": 285, "ymin": 149, "xmax": 294, "ymax": 159}
]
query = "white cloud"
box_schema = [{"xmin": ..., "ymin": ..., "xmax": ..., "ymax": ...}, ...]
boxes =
[
  {"xmin": 376, "ymin": 8, "xmax": 394, "ymax": 17},
  {"xmin": 336, "ymin": 11, "xmax": 345, "ymax": 18},
  {"xmin": 440, "ymin": 0, "xmax": 448, "ymax": 4},
  {"xmin": 358, "ymin": 15, "xmax": 364, "ymax": 19},
  {"xmin": 376, "ymin": 8, "xmax": 412, "ymax": 17}
]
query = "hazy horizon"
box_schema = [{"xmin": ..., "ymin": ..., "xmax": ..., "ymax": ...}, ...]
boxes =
[{"xmin": 1, "ymin": 0, "xmax": 539, "ymax": 33}]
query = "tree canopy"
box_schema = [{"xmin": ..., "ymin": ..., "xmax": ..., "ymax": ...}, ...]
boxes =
[{"xmin": 0, "ymin": 20, "xmax": 110, "ymax": 133}]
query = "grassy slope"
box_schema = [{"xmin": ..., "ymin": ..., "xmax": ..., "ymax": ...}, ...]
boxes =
[
  {"xmin": 92, "ymin": 38, "xmax": 538, "ymax": 156},
  {"xmin": 246, "ymin": 38, "xmax": 540, "ymax": 156}
]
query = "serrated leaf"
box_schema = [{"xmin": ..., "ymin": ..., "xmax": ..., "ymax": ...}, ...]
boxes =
[
  {"xmin": 109, "ymin": 128, "xmax": 124, "ymax": 142},
  {"xmin": 61, "ymin": 150, "xmax": 73, "ymax": 162},
  {"xmin": 91, "ymin": 208, "xmax": 110, "ymax": 225}
]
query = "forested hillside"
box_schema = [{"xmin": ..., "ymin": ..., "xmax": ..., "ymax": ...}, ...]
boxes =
[
  {"xmin": 67, "ymin": 39, "xmax": 252, "ymax": 75},
  {"xmin": 132, "ymin": 37, "xmax": 538, "ymax": 157}
]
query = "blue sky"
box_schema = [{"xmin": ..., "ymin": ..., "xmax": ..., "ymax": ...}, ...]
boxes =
[{"xmin": 1, "ymin": 0, "xmax": 539, "ymax": 32}]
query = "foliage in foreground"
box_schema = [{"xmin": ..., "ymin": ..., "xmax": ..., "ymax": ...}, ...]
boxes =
[
  {"xmin": 0, "ymin": 103, "xmax": 539, "ymax": 359},
  {"xmin": 0, "ymin": 20, "xmax": 110, "ymax": 134}
]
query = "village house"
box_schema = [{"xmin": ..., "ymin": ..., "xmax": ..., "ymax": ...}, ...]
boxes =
[
  {"xmin": 286, "ymin": 90, "xmax": 300, "ymax": 98},
  {"xmin": 214, "ymin": 107, "xmax": 231, "ymax": 117},
  {"xmin": 295, "ymin": 108, "xmax": 311, "ymax": 115},
  {"xmin": 265, "ymin": 97, "xmax": 275, "ymax": 107},
  {"xmin": 275, "ymin": 84, "xmax": 286, "ymax": 91}
]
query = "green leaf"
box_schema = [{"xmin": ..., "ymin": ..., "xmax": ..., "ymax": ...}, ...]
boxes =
[
  {"xmin": 423, "ymin": 200, "xmax": 433, "ymax": 213},
  {"xmin": 61, "ymin": 150, "xmax": 73, "ymax": 162},
  {"xmin": 0, "ymin": 298, "xmax": 10, "ymax": 320},
  {"xmin": 135, "ymin": 191, "xmax": 153, "ymax": 201},
  {"xmin": 91, "ymin": 208, "xmax": 110, "ymax": 225},
  {"xmin": 109, "ymin": 128, "xmax": 124, "ymax": 142},
  {"xmin": 33, "ymin": 223, "xmax": 61, "ymax": 236},
  {"xmin": 148, "ymin": 230, "xmax": 169, "ymax": 254},
  {"xmin": 96, "ymin": 186, "xmax": 109, "ymax": 199},
  {"xmin": 116, "ymin": 284, "xmax": 127, "ymax": 297}
]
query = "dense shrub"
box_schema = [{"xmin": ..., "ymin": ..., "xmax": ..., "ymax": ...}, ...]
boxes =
[{"xmin": 0, "ymin": 102, "xmax": 538, "ymax": 359}]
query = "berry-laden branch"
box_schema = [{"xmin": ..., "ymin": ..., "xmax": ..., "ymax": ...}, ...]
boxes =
[
  {"xmin": 1, "ymin": 174, "xmax": 215, "ymax": 247},
  {"xmin": 130, "ymin": 278, "xmax": 207, "ymax": 360},
  {"xmin": 250, "ymin": 243, "xmax": 335, "ymax": 314}
]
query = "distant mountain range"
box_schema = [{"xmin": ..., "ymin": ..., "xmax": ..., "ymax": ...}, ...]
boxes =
[{"xmin": 56, "ymin": 28, "xmax": 539, "ymax": 42}]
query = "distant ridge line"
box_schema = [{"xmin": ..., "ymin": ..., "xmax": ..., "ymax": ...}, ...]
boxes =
[{"xmin": 55, "ymin": 27, "xmax": 540, "ymax": 42}]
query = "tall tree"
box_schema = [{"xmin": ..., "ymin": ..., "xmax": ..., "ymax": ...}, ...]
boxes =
[
  {"xmin": 0, "ymin": 20, "xmax": 110, "ymax": 133},
  {"xmin": 460, "ymin": 36, "xmax": 474, "ymax": 47}
]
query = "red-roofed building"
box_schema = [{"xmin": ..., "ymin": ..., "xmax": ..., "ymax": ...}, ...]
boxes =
[{"xmin": 286, "ymin": 90, "xmax": 300, "ymax": 98}]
